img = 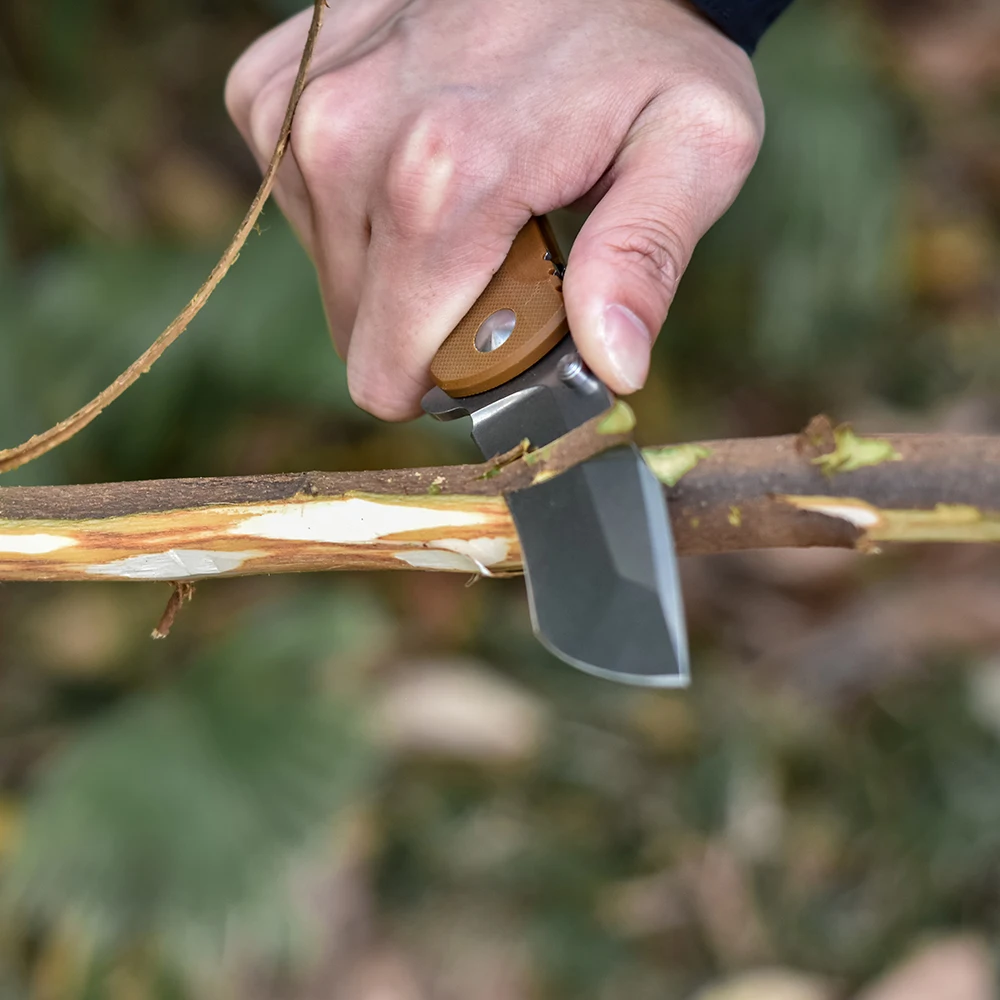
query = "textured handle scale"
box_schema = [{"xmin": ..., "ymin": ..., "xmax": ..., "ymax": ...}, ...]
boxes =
[{"xmin": 430, "ymin": 217, "xmax": 568, "ymax": 396}]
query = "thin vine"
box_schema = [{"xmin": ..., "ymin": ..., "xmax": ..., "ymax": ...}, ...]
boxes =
[{"xmin": 0, "ymin": 0, "xmax": 327, "ymax": 475}]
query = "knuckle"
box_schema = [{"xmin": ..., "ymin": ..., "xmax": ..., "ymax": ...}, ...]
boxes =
[
  {"xmin": 226, "ymin": 8, "xmax": 315, "ymax": 129},
  {"xmin": 225, "ymin": 45, "xmax": 270, "ymax": 130},
  {"xmin": 224, "ymin": 61, "xmax": 252, "ymax": 129},
  {"xmin": 603, "ymin": 220, "xmax": 686, "ymax": 300},
  {"xmin": 383, "ymin": 109, "xmax": 474, "ymax": 234},
  {"xmin": 289, "ymin": 77, "xmax": 364, "ymax": 179},
  {"xmin": 246, "ymin": 78, "xmax": 295, "ymax": 161},
  {"xmin": 677, "ymin": 81, "xmax": 764, "ymax": 173}
]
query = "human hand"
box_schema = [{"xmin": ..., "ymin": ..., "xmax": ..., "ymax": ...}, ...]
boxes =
[{"xmin": 226, "ymin": 0, "xmax": 764, "ymax": 419}]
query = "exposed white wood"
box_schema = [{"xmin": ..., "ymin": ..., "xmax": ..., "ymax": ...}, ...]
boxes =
[
  {"xmin": 393, "ymin": 536, "xmax": 512, "ymax": 574},
  {"xmin": 394, "ymin": 549, "xmax": 481, "ymax": 572},
  {"xmin": 228, "ymin": 498, "xmax": 490, "ymax": 544},
  {"xmin": 435, "ymin": 536, "xmax": 511, "ymax": 566},
  {"xmin": 86, "ymin": 549, "xmax": 265, "ymax": 580},
  {"xmin": 0, "ymin": 533, "xmax": 77, "ymax": 555},
  {"xmin": 784, "ymin": 497, "xmax": 882, "ymax": 529}
]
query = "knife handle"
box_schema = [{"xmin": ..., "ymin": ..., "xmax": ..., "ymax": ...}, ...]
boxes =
[{"xmin": 430, "ymin": 216, "xmax": 569, "ymax": 397}]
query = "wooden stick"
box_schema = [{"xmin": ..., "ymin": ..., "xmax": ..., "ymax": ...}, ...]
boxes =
[{"xmin": 1, "ymin": 431, "xmax": 997, "ymax": 582}]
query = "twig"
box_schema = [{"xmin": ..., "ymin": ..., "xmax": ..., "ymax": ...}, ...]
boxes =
[
  {"xmin": 152, "ymin": 582, "xmax": 196, "ymax": 639},
  {"xmin": 0, "ymin": 0, "xmax": 327, "ymax": 475}
]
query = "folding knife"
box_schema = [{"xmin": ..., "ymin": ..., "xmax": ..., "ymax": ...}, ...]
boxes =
[{"xmin": 422, "ymin": 217, "xmax": 689, "ymax": 686}]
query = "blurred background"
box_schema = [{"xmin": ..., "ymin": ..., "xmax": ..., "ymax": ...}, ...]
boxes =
[{"xmin": 1, "ymin": 0, "xmax": 999, "ymax": 996}]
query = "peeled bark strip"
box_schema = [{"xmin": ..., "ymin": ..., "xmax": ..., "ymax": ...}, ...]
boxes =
[
  {"xmin": 0, "ymin": 432, "xmax": 997, "ymax": 582},
  {"xmin": 0, "ymin": 489, "xmax": 521, "ymax": 581}
]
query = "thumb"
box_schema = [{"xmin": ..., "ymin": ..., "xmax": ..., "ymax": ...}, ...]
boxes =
[{"xmin": 563, "ymin": 119, "xmax": 759, "ymax": 394}]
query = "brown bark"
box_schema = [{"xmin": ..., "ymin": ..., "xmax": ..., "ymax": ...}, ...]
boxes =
[{"xmin": 0, "ymin": 431, "xmax": 996, "ymax": 583}]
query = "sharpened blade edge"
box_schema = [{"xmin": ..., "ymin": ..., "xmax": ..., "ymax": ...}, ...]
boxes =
[
  {"xmin": 635, "ymin": 450, "xmax": 690, "ymax": 686},
  {"xmin": 509, "ymin": 444, "xmax": 690, "ymax": 688}
]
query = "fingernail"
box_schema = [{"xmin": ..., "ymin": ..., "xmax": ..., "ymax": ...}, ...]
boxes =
[{"xmin": 597, "ymin": 304, "xmax": 651, "ymax": 392}]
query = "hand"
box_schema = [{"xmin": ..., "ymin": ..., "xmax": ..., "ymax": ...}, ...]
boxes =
[{"xmin": 226, "ymin": 0, "xmax": 764, "ymax": 419}]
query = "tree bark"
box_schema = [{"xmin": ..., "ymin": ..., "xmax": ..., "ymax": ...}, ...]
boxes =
[{"xmin": 0, "ymin": 431, "xmax": 997, "ymax": 583}]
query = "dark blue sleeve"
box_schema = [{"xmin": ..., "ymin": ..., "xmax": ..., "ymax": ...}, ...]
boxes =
[{"xmin": 686, "ymin": 0, "xmax": 795, "ymax": 53}]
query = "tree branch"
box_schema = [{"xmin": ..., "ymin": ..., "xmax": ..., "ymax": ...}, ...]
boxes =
[{"xmin": 1, "ymin": 430, "xmax": 996, "ymax": 583}]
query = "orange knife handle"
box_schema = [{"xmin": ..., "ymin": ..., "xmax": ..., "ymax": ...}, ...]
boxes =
[{"xmin": 430, "ymin": 216, "xmax": 569, "ymax": 397}]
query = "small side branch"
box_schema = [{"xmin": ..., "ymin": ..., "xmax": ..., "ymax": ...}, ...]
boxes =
[{"xmin": 0, "ymin": 431, "xmax": 996, "ymax": 583}]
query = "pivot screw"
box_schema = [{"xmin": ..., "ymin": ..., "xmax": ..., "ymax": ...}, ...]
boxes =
[
  {"xmin": 475, "ymin": 309, "xmax": 516, "ymax": 353},
  {"xmin": 557, "ymin": 352, "xmax": 598, "ymax": 391}
]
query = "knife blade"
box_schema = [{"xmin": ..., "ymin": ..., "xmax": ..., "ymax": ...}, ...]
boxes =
[{"xmin": 422, "ymin": 217, "xmax": 689, "ymax": 686}]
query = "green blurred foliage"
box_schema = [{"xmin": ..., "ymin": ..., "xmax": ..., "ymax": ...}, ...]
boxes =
[
  {"xmin": 1, "ymin": 0, "xmax": 999, "ymax": 998},
  {"xmin": 5, "ymin": 595, "xmax": 382, "ymax": 969}
]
